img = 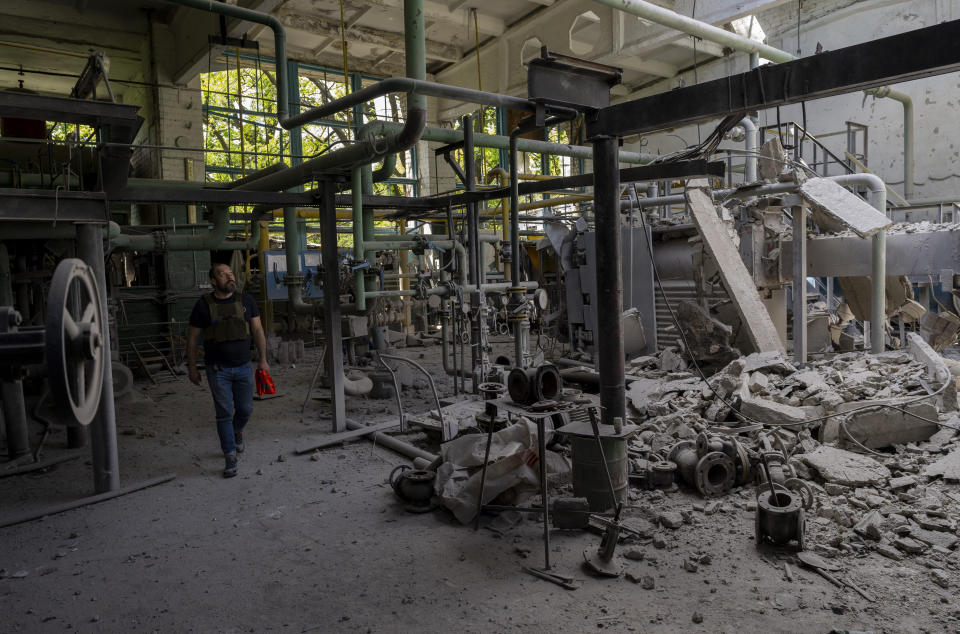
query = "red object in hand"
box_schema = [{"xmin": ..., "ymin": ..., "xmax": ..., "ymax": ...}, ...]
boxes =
[{"xmin": 255, "ymin": 368, "xmax": 276, "ymax": 396}]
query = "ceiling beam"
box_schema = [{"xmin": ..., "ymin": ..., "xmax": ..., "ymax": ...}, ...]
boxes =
[
  {"xmin": 278, "ymin": 11, "xmax": 461, "ymax": 63},
  {"xmin": 340, "ymin": 0, "xmax": 506, "ymax": 36}
]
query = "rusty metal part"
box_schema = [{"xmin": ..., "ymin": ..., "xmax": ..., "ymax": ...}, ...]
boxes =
[
  {"xmin": 755, "ymin": 486, "xmax": 805, "ymax": 551},
  {"xmin": 507, "ymin": 364, "xmax": 563, "ymax": 405},
  {"xmin": 478, "ymin": 381, "xmax": 506, "ymax": 400},
  {"xmin": 647, "ymin": 460, "xmax": 676, "ymax": 490},
  {"xmin": 694, "ymin": 451, "xmax": 736, "ymax": 498},
  {"xmin": 389, "ymin": 465, "xmax": 436, "ymax": 513},
  {"xmin": 551, "ymin": 497, "xmax": 591, "ymax": 530},
  {"xmin": 668, "ymin": 433, "xmax": 748, "ymax": 498}
]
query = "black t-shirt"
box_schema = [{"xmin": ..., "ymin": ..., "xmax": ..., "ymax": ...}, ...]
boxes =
[{"xmin": 188, "ymin": 292, "xmax": 261, "ymax": 367}]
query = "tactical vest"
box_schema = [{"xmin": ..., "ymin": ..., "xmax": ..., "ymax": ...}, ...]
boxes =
[{"xmin": 203, "ymin": 294, "xmax": 250, "ymax": 342}]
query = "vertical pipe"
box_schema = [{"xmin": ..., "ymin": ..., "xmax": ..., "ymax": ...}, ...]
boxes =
[
  {"xmin": 792, "ymin": 205, "xmax": 807, "ymax": 363},
  {"xmin": 741, "ymin": 117, "xmax": 758, "ymax": 183},
  {"xmin": 352, "ymin": 167, "xmax": 366, "ymax": 312},
  {"xmin": 592, "ymin": 137, "xmax": 625, "ymax": 425},
  {"xmin": 258, "ymin": 219, "xmax": 273, "ymax": 333},
  {"xmin": 871, "ymin": 231, "xmax": 886, "ymax": 352},
  {"xmin": 833, "ymin": 173, "xmax": 887, "ymax": 354},
  {"xmin": 463, "ymin": 115, "xmax": 481, "ymax": 388},
  {"xmin": 509, "ymin": 133, "xmax": 523, "ymax": 367},
  {"xmin": 77, "ymin": 224, "xmax": 119, "ymax": 493},
  {"xmin": 321, "ymin": 184, "xmax": 346, "ymax": 432}
]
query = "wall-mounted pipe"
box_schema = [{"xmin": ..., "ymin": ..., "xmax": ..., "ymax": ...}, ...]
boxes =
[
  {"xmin": 111, "ymin": 208, "xmax": 263, "ymax": 252},
  {"xmin": 864, "ymin": 87, "xmax": 913, "ymax": 200},
  {"xmin": 596, "ymin": 0, "xmax": 911, "ymax": 200}
]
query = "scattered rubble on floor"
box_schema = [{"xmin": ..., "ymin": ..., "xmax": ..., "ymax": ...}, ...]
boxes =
[{"xmin": 380, "ymin": 318, "xmax": 960, "ymax": 598}]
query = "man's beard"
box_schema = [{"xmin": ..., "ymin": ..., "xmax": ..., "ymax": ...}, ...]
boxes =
[{"xmin": 215, "ymin": 280, "xmax": 236, "ymax": 294}]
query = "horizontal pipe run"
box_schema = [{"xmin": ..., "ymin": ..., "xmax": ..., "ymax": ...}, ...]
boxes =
[
  {"xmin": 364, "ymin": 280, "xmax": 538, "ymax": 299},
  {"xmin": 365, "ymin": 120, "xmax": 656, "ymax": 164}
]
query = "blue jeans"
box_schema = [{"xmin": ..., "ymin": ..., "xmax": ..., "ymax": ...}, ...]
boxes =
[{"xmin": 206, "ymin": 364, "xmax": 254, "ymax": 456}]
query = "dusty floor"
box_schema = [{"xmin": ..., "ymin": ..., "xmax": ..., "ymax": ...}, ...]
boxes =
[{"xmin": 1, "ymin": 341, "xmax": 958, "ymax": 633}]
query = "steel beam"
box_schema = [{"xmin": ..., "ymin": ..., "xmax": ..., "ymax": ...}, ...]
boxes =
[
  {"xmin": 320, "ymin": 183, "xmax": 346, "ymax": 432},
  {"xmin": 587, "ymin": 19, "xmax": 960, "ymax": 139},
  {"xmin": 592, "ymin": 136, "xmax": 625, "ymax": 426}
]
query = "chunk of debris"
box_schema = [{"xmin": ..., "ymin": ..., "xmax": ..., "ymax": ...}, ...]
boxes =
[
  {"xmin": 798, "ymin": 176, "xmax": 893, "ymax": 238},
  {"xmin": 658, "ymin": 511, "xmax": 684, "ymax": 529},
  {"xmin": 801, "ymin": 445, "xmax": 890, "ymax": 486},
  {"xmin": 853, "ymin": 510, "xmax": 884, "ymax": 541},
  {"xmin": 888, "ymin": 475, "xmax": 918, "ymax": 491},
  {"xmin": 823, "ymin": 402, "xmax": 940, "ymax": 449},
  {"xmin": 893, "ymin": 536, "xmax": 928, "ymax": 554},
  {"xmin": 739, "ymin": 397, "xmax": 807, "ymax": 426},
  {"xmin": 931, "ymin": 569, "xmax": 951, "ymax": 589},
  {"xmin": 925, "ymin": 446, "xmax": 960, "ymax": 482}
]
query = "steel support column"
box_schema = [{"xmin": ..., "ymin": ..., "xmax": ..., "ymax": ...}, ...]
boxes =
[
  {"xmin": 320, "ymin": 185, "xmax": 346, "ymax": 432},
  {"xmin": 792, "ymin": 206, "xmax": 807, "ymax": 364},
  {"xmin": 463, "ymin": 115, "xmax": 482, "ymax": 391},
  {"xmin": 77, "ymin": 224, "xmax": 119, "ymax": 493},
  {"xmin": 592, "ymin": 137, "xmax": 625, "ymax": 425}
]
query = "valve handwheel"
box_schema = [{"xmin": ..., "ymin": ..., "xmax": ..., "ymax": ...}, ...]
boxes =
[{"xmin": 45, "ymin": 258, "xmax": 104, "ymax": 426}]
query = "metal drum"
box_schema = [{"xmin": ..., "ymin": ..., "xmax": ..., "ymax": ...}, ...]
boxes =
[{"xmin": 570, "ymin": 434, "xmax": 628, "ymax": 512}]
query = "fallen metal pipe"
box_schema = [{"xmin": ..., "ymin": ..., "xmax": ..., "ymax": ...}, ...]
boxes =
[
  {"xmin": 344, "ymin": 419, "xmax": 437, "ymax": 462},
  {"xmin": 0, "ymin": 473, "xmax": 176, "ymax": 529}
]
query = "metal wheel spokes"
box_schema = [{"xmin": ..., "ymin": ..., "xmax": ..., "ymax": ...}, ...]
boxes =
[{"xmin": 45, "ymin": 259, "xmax": 104, "ymax": 426}]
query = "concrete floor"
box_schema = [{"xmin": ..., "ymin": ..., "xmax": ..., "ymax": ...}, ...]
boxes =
[{"xmin": 1, "ymin": 343, "xmax": 956, "ymax": 633}]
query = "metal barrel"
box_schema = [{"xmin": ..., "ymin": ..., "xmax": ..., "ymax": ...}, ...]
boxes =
[{"xmin": 569, "ymin": 435, "xmax": 628, "ymax": 512}]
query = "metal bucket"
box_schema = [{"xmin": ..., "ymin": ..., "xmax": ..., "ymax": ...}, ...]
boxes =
[{"xmin": 569, "ymin": 435, "xmax": 628, "ymax": 512}]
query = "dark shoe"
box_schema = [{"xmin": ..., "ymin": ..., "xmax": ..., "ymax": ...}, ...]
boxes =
[
  {"xmin": 223, "ymin": 455, "xmax": 238, "ymax": 478},
  {"xmin": 235, "ymin": 431, "xmax": 244, "ymax": 454}
]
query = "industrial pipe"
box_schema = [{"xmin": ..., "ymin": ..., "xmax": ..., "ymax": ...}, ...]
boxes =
[
  {"xmin": 352, "ymin": 167, "xmax": 366, "ymax": 312},
  {"xmin": 361, "ymin": 120, "xmax": 657, "ymax": 165},
  {"xmin": 597, "ymin": 0, "xmax": 910, "ymax": 197},
  {"xmin": 741, "ymin": 117, "xmax": 758, "ymax": 184},
  {"xmin": 591, "ymin": 0, "xmax": 795, "ymax": 64},
  {"xmin": 832, "ymin": 173, "xmax": 888, "ymax": 353},
  {"xmin": 864, "ymin": 87, "xmax": 913, "ymax": 200},
  {"xmin": 364, "ymin": 280, "xmax": 538, "ymax": 299}
]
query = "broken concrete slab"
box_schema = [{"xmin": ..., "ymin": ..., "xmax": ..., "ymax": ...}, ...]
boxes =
[
  {"xmin": 821, "ymin": 401, "xmax": 940, "ymax": 449},
  {"xmin": 686, "ymin": 186, "xmax": 784, "ymax": 354},
  {"xmin": 739, "ymin": 396, "xmax": 807, "ymax": 426},
  {"xmin": 674, "ymin": 301, "xmax": 740, "ymax": 367},
  {"xmin": 907, "ymin": 332, "xmax": 952, "ymax": 383},
  {"xmin": 747, "ymin": 372, "xmax": 769, "ymax": 394},
  {"xmin": 925, "ymin": 446, "xmax": 960, "ymax": 482},
  {"xmin": 802, "ymin": 445, "xmax": 890, "ymax": 486},
  {"xmin": 798, "ymin": 177, "xmax": 893, "ymax": 238},
  {"xmin": 741, "ymin": 351, "xmax": 795, "ymax": 375},
  {"xmin": 920, "ymin": 310, "xmax": 960, "ymax": 351}
]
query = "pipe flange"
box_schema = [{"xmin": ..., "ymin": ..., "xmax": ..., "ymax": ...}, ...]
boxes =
[
  {"xmin": 734, "ymin": 441, "xmax": 753, "ymax": 486},
  {"xmin": 667, "ymin": 439, "xmax": 695, "ymax": 464},
  {"xmin": 784, "ymin": 477, "xmax": 815, "ymax": 509},
  {"xmin": 694, "ymin": 451, "xmax": 736, "ymax": 498}
]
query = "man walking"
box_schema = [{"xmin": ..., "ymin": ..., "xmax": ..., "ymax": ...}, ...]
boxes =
[{"xmin": 187, "ymin": 263, "xmax": 269, "ymax": 478}]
